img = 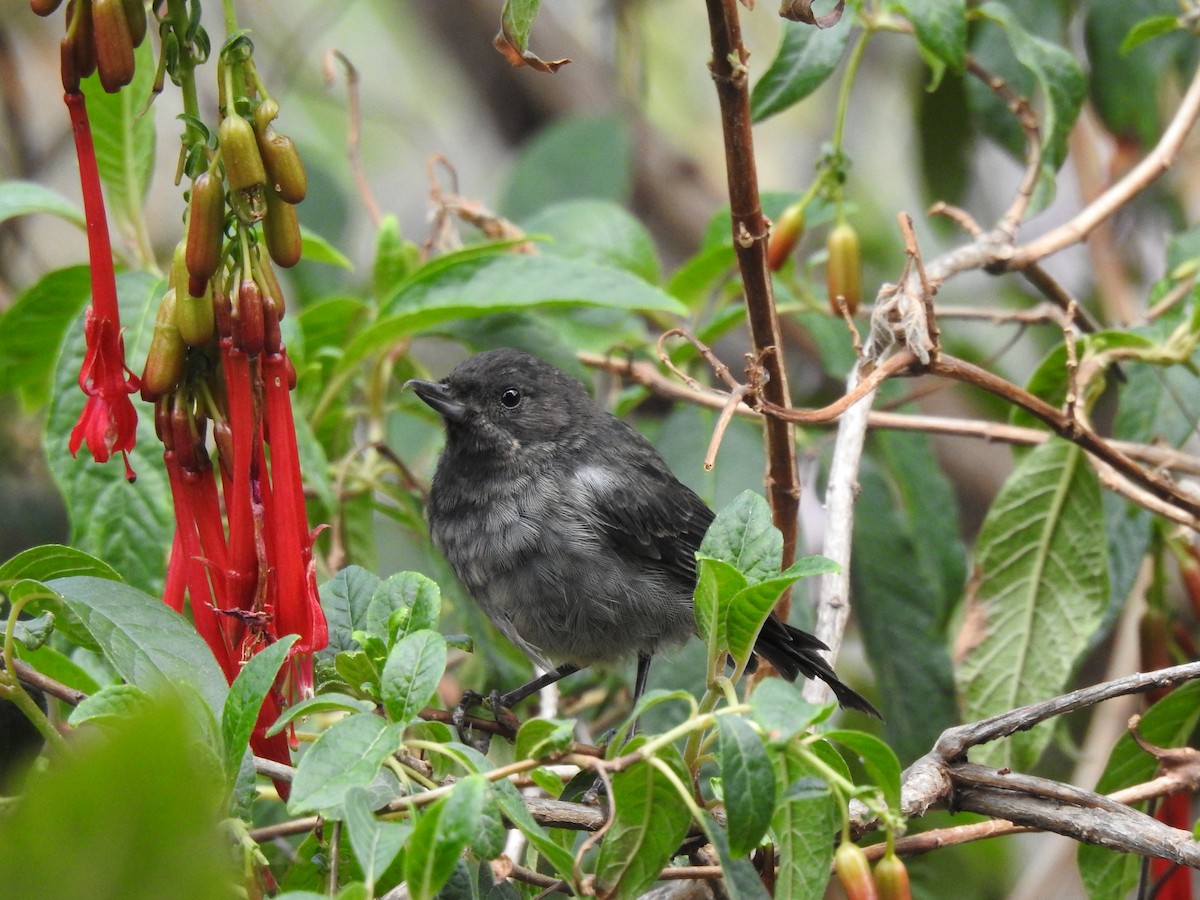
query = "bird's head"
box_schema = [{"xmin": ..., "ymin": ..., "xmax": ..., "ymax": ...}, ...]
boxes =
[{"xmin": 405, "ymin": 348, "xmax": 594, "ymax": 459}]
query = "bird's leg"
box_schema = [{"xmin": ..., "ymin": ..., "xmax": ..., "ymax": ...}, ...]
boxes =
[
  {"xmin": 629, "ymin": 653, "xmax": 652, "ymax": 737},
  {"xmin": 495, "ymin": 663, "xmax": 581, "ymax": 710}
]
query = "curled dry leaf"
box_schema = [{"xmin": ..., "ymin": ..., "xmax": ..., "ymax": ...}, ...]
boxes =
[
  {"xmin": 779, "ymin": 0, "xmax": 846, "ymax": 27},
  {"xmin": 493, "ymin": 24, "xmax": 570, "ymax": 73}
]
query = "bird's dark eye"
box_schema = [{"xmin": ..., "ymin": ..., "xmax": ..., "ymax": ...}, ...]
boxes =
[{"xmin": 500, "ymin": 387, "xmax": 522, "ymax": 409}]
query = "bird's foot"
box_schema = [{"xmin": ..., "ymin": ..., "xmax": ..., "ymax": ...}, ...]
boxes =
[{"xmin": 451, "ymin": 688, "xmax": 523, "ymax": 752}]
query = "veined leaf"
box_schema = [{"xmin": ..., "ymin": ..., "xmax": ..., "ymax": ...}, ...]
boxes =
[
  {"xmin": 718, "ymin": 715, "xmax": 776, "ymax": 857},
  {"xmin": 751, "ymin": 14, "xmax": 853, "ymax": 122},
  {"xmin": 956, "ymin": 439, "xmax": 1109, "ymax": 770},
  {"xmin": 288, "ymin": 714, "xmax": 406, "ymax": 815},
  {"xmin": 771, "ymin": 741, "xmax": 836, "ymax": 900}
]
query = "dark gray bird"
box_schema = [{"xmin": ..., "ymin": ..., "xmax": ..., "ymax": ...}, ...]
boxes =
[{"xmin": 407, "ymin": 348, "xmax": 877, "ymax": 718}]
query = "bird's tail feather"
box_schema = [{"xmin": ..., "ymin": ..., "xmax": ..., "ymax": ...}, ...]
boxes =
[{"xmin": 753, "ymin": 617, "xmax": 881, "ymax": 719}]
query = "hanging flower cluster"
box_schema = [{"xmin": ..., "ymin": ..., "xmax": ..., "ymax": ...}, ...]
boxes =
[{"xmin": 46, "ymin": 0, "xmax": 326, "ymax": 788}]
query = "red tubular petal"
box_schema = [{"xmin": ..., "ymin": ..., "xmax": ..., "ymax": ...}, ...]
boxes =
[
  {"xmin": 221, "ymin": 339, "xmax": 259, "ymax": 613},
  {"xmin": 163, "ymin": 528, "xmax": 186, "ymax": 613}
]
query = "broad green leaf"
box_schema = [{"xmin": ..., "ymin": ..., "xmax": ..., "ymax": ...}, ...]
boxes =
[
  {"xmin": 319, "ymin": 566, "xmax": 383, "ymax": 657},
  {"xmin": 80, "ymin": 39, "xmax": 156, "ymax": 229},
  {"xmin": 288, "ymin": 713, "xmax": 406, "ymax": 815},
  {"xmin": 852, "ymin": 452, "xmax": 959, "ymax": 762},
  {"xmin": 221, "ymin": 635, "xmax": 298, "ymax": 781},
  {"xmin": 1078, "ymin": 682, "xmax": 1200, "ymax": 899},
  {"xmin": 406, "ymin": 774, "xmax": 487, "ymax": 900},
  {"xmin": 701, "ymin": 812, "xmax": 771, "ymax": 900},
  {"xmin": 343, "ymin": 786, "xmax": 411, "ymax": 891},
  {"xmin": 594, "ymin": 753, "xmax": 694, "ymax": 900},
  {"xmin": 718, "ymin": 715, "xmax": 776, "ymax": 857},
  {"xmin": 693, "ymin": 556, "xmax": 747, "ymax": 652},
  {"xmin": 514, "ymin": 717, "xmax": 575, "ymax": 761},
  {"xmin": 0, "ymin": 266, "xmax": 93, "ymax": 406},
  {"xmin": 825, "ymin": 729, "xmax": 902, "ymax": 812},
  {"xmin": 751, "ymin": 14, "xmax": 853, "ymax": 122},
  {"xmin": 45, "ymin": 271, "xmax": 173, "ymax": 590},
  {"xmin": 366, "ymin": 571, "xmax": 442, "ymax": 646},
  {"xmin": 490, "ymin": 776, "xmax": 577, "ymax": 880},
  {"xmin": 749, "ymin": 678, "xmax": 829, "ymax": 745},
  {"xmin": 0, "ymin": 544, "xmax": 119, "ymax": 587},
  {"xmin": 771, "ymin": 741, "xmax": 836, "ymax": 900},
  {"xmin": 0, "ymin": 699, "xmax": 236, "ymax": 900},
  {"xmin": 0, "ymin": 180, "xmax": 83, "ymax": 227},
  {"xmin": 380, "ymin": 629, "xmax": 447, "ymax": 725},
  {"xmin": 45, "ymin": 576, "xmax": 227, "ymax": 717},
  {"xmin": 522, "ymin": 199, "xmax": 661, "ymax": 283},
  {"xmin": 698, "ymin": 491, "xmax": 783, "ymax": 584},
  {"xmin": 300, "ymin": 227, "xmax": 354, "ymax": 269},
  {"xmin": 499, "ymin": 114, "xmax": 631, "ymax": 220},
  {"xmin": 956, "ymin": 439, "xmax": 1109, "ymax": 770},
  {"xmin": 67, "ymin": 683, "xmax": 151, "ymax": 726},
  {"xmin": 266, "ymin": 693, "xmax": 378, "ymax": 737},
  {"xmin": 974, "ymin": 2, "xmax": 1086, "ymax": 209},
  {"xmin": 339, "ymin": 253, "xmax": 684, "ymax": 379},
  {"xmin": 889, "ymin": 0, "xmax": 966, "ymax": 74},
  {"xmin": 725, "ymin": 557, "xmax": 838, "ymax": 669},
  {"xmin": 667, "ymin": 243, "xmax": 737, "ymax": 310}
]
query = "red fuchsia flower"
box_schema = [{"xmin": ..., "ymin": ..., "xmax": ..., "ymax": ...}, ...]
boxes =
[{"xmin": 64, "ymin": 89, "xmax": 140, "ymax": 481}]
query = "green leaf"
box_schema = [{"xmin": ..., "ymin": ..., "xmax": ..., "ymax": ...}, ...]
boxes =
[
  {"xmin": 14, "ymin": 642, "xmax": 101, "ymax": 694},
  {"xmin": 522, "ymin": 199, "xmax": 661, "ymax": 283},
  {"xmin": 366, "ymin": 571, "xmax": 442, "ymax": 646},
  {"xmin": 749, "ymin": 679, "xmax": 829, "ymax": 745},
  {"xmin": 824, "ymin": 729, "xmax": 902, "ymax": 812},
  {"xmin": 0, "ymin": 180, "xmax": 84, "ymax": 228},
  {"xmin": 693, "ymin": 556, "xmax": 747, "ymax": 651},
  {"xmin": 319, "ymin": 566, "xmax": 384, "ymax": 657},
  {"xmin": 1078, "ymin": 681, "xmax": 1200, "ymax": 899},
  {"xmin": 751, "ymin": 14, "xmax": 853, "ymax": 122},
  {"xmin": 974, "ymin": 2, "xmax": 1086, "ymax": 209},
  {"xmin": 406, "ymin": 774, "xmax": 487, "ymax": 900},
  {"xmin": 300, "ymin": 226, "xmax": 354, "ymax": 269},
  {"xmin": 514, "ymin": 717, "xmax": 576, "ymax": 761},
  {"xmin": 221, "ymin": 635, "xmax": 298, "ymax": 781},
  {"xmin": 771, "ymin": 742, "xmax": 836, "ymax": 900},
  {"xmin": 0, "ymin": 266, "xmax": 93, "ymax": 407},
  {"xmin": 889, "ymin": 0, "xmax": 967, "ymax": 74},
  {"xmin": 698, "ymin": 491, "xmax": 783, "ymax": 584},
  {"xmin": 266, "ymin": 693, "xmax": 378, "ymax": 738},
  {"xmin": 491, "ymin": 777, "xmax": 578, "ymax": 881},
  {"xmin": 0, "ymin": 544, "xmax": 119, "ymax": 587},
  {"xmin": 1120, "ymin": 14, "xmax": 1182, "ymax": 55},
  {"xmin": 288, "ymin": 713, "xmax": 407, "ymax": 815},
  {"xmin": 594, "ymin": 753, "xmax": 694, "ymax": 900},
  {"xmin": 956, "ymin": 439, "xmax": 1109, "ymax": 770},
  {"xmin": 718, "ymin": 715, "xmax": 776, "ymax": 857},
  {"xmin": 45, "ymin": 575, "xmax": 228, "ymax": 717},
  {"xmin": 45, "ymin": 271, "xmax": 173, "ymax": 590},
  {"xmin": 0, "ymin": 699, "xmax": 236, "ymax": 900},
  {"xmin": 380, "ymin": 629, "xmax": 447, "ymax": 725},
  {"xmin": 701, "ymin": 812, "xmax": 770, "ymax": 900},
  {"xmin": 499, "ymin": 114, "xmax": 632, "ymax": 221},
  {"xmin": 80, "ymin": 38, "xmax": 157, "ymax": 229},
  {"xmin": 372, "ymin": 214, "xmax": 420, "ymax": 301},
  {"xmin": 725, "ymin": 557, "xmax": 838, "ymax": 669},
  {"xmin": 343, "ymin": 786, "xmax": 411, "ymax": 891},
  {"xmin": 67, "ymin": 683, "xmax": 152, "ymax": 727}
]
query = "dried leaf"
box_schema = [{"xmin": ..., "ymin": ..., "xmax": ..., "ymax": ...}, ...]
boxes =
[
  {"xmin": 493, "ymin": 21, "xmax": 570, "ymax": 73},
  {"xmin": 780, "ymin": 0, "xmax": 846, "ymax": 28}
]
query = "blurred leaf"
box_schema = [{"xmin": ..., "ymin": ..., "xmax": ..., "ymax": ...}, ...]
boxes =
[
  {"xmin": 0, "ymin": 266, "xmax": 93, "ymax": 407},
  {"xmin": 300, "ymin": 226, "xmax": 354, "ymax": 269},
  {"xmin": 14, "ymin": 642, "xmax": 101, "ymax": 694},
  {"xmin": 406, "ymin": 774, "xmax": 487, "ymax": 900},
  {"xmin": 771, "ymin": 741, "xmax": 836, "ymax": 900},
  {"xmin": 751, "ymin": 14, "xmax": 853, "ymax": 122},
  {"xmin": 0, "ymin": 180, "xmax": 84, "ymax": 227},
  {"xmin": 288, "ymin": 713, "xmax": 406, "ymax": 815},
  {"xmin": 67, "ymin": 682, "xmax": 151, "ymax": 726},
  {"xmin": 80, "ymin": 39, "xmax": 156, "ymax": 228},
  {"xmin": 373, "ymin": 214, "xmax": 420, "ymax": 301},
  {"xmin": 973, "ymin": 2, "xmax": 1086, "ymax": 210},
  {"xmin": 956, "ymin": 439, "xmax": 1109, "ymax": 770},
  {"xmin": 46, "ymin": 575, "xmax": 228, "ymax": 717},
  {"xmin": 494, "ymin": 0, "xmax": 569, "ymax": 72},
  {"xmin": 594, "ymin": 750, "xmax": 694, "ymax": 900},
  {"xmin": 221, "ymin": 635, "xmax": 298, "ymax": 781},
  {"xmin": 917, "ymin": 71, "xmax": 973, "ymax": 207},
  {"xmin": 515, "ymin": 717, "xmax": 575, "ymax": 761},
  {"xmin": 1120, "ymin": 13, "xmax": 1183, "ymax": 54},
  {"xmin": 702, "ymin": 811, "xmax": 771, "ymax": 900},
  {"xmin": 0, "ymin": 699, "xmax": 235, "ymax": 900},
  {"xmin": 1078, "ymin": 682, "xmax": 1200, "ymax": 899},
  {"xmin": 45, "ymin": 271, "xmax": 173, "ymax": 591},
  {"xmin": 319, "ymin": 566, "xmax": 383, "ymax": 657},
  {"xmin": 718, "ymin": 715, "xmax": 776, "ymax": 857},
  {"xmin": 522, "ymin": 199, "xmax": 661, "ymax": 283},
  {"xmin": 344, "ymin": 786, "xmax": 411, "ymax": 891},
  {"xmin": 499, "ymin": 115, "xmax": 630, "ymax": 220},
  {"xmin": 380, "ymin": 629, "xmax": 446, "ymax": 726}
]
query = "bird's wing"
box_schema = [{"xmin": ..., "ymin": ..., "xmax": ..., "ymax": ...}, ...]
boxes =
[{"xmin": 568, "ymin": 450, "xmax": 714, "ymax": 585}]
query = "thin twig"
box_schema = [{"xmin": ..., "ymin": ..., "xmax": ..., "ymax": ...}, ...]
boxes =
[{"xmin": 322, "ymin": 50, "xmax": 381, "ymax": 228}]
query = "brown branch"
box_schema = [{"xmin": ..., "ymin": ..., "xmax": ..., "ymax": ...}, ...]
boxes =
[
  {"xmin": 322, "ymin": 51, "xmax": 381, "ymax": 228},
  {"xmin": 703, "ymin": 0, "xmax": 800, "ymax": 589},
  {"xmin": 6, "ymin": 658, "xmax": 86, "ymax": 706}
]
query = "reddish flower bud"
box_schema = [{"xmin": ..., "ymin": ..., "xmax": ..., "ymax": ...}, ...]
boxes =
[
  {"xmin": 263, "ymin": 188, "xmax": 302, "ymax": 269},
  {"xmin": 121, "ymin": 0, "xmax": 146, "ymax": 48},
  {"xmin": 185, "ymin": 172, "xmax": 226, "ymax": 288},
  {"xmin": 32, "ymin": 0, "xmax": 64, "ymax": 16},
  {"xmin": 835, "ymin": 841, "xmax": 878, "ymax": 900},
  {"xmin": 213, "ymin": 287, "xmax": 233, "ymax": 339},
  {"xmin": 873, "ymin": 851, "xmax": 911, "ymax": 900},
  {"xmin": 767, "ymin": 203, "xmax": 805, "ymax": 272},
  {"xmin": 219, "ymin": 114, "xmax": 267, "ymax": 193},
  {"xmin": 177, "ymin": 281, "xmax": 215, "ymax": 348},
  {"xmin": 140, "ymin": 289, "xmax": 186, "ymax": 400},
  {"xmin": 93, "ymin": 0, "xmax": 136, "ymax": 93},
  {"xmin": 826, "ymin": 221, "xmax": 862, "ymax": 316},
  {"xmin": 234, "ymin": 277, "xmax": 264, "ymax": 356}
]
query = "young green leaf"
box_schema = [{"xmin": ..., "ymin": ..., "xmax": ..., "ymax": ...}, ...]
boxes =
[
  {"xmin": 700, "ymin": 812, "xmax": 771, "ymax": 900},
  {"xmin": 514, "ymin": 717, "xmax": 575, "ymax": 761},
  {"xmin": 221, "ymin": 634, "xmax": 298, "ymax": 781},
  {"xmin": 699, "ymin": 491, "xmax": 783, "ymax": 584},
  {"xmin": 288, "ymin": 714, "xmax": 406, "ymax": 815},
  {"xmin": 67, "ymin": 683, "xmax": 151, "ymax": 727},
  {"xmin": 825, "ymin": 729, "xmax": 903, "ymax": 813},
  {"xmin": 365, "ymin": 571, "xmax": 442, "ymax": 646},
  {"xmin": 379, "ymin": 629, "xmax": 447, "ymax": 726},
  {"xmin": 343, "ymin": 786, "xmax": 411, "ymax": 892},
  {"xmin": 718, "ymin": 715, "xmax": 777, "ymax": 857},
  {"xmin": 749, "ymin": 678, "xmax": 829, "ymax": 746},
  {"xmin": 751, "ymin": 15, "xmax": 854, "ymax": 122},
  {"xmin": 266, "ymin": 693, "xmax": 378, "ymax": 738},
  {"xmin": 318, "ymin": 566, "xmax": 384, "ymax": 657},
  {"xmin": 405, "ymin": 774, "xmax": 487, "ymax": 900}
]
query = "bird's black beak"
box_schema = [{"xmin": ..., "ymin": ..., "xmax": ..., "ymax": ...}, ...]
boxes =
[{"xmin": 405, "ymin": 378, "xmax": 467, "ymax": 423}]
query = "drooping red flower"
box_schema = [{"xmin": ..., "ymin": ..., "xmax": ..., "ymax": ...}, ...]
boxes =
[{"xmin": 68, "ymin": 306, "xmax": 140, "ymax": 482}]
